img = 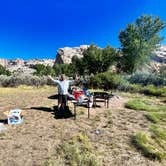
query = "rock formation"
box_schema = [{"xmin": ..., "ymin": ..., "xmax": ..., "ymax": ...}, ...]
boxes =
[
  {"xmin": 55, "ymin": 45, "xmax": 89, "ymax": 64},
  {"xmin": 0, "ymin": 59, "xmax": 8, "ymax": 67},
  {"xmin": 153, "ymin": 45, "xmax": 166, "ymax": 63}
]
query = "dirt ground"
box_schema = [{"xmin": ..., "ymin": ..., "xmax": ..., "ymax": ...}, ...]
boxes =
[{"xmin": 0, "ymin": 86, "xmax": 165, "ymax": 166}]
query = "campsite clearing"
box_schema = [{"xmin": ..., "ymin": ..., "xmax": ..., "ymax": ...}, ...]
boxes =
[{"xmin": 0, "ymin": 86, "xmax": 165, "ymax": 166}]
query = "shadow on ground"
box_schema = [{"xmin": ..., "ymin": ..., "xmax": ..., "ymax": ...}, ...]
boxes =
[
  {"xmin": 30, "ymin": 106, "xmax": 74, "ymax": 119},
  {"xmin": 0, "ymin": 119, "xmax": 7, "ymax": 124},
  {"xmin": 48, "ymin": 94, "xmax": 59, "ymax": 100},
  {"xmin": 48, "ymin": 94, "xmax": 73, "ymax": 100}
]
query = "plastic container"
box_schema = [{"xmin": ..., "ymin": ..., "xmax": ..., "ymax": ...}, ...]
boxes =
[
  {"xmin": 7, "ymin": 109, "xmax": 23, "ymax": 125},
  {"xmin": 73, "ymin": 91, "xmax": 84, "ymax": 100}
]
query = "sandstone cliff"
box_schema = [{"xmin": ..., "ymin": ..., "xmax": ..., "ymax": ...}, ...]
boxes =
[{"xmin": 55, "ymin": 45, "xmax": 89, "ymax": 64}]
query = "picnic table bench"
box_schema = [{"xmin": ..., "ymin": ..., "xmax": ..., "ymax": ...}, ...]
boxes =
[{"xmin": 93, "ymin": 91, "xmax": 113, "ymax": 108}]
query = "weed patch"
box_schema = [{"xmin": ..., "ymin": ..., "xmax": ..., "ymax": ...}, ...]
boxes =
[
  {"xmin": 56, "ymin": 133, "xmax": 101, "ymax": 166},
  {"xmin": 125, "ymin": 99, "xmax": 166, "ymax": 112},
  {"xmin": 132, "ymin": 131, "xmax": 166, "ymax": 160},
  {"xmin": 145, "ymin": 112, "xmax": 166, "ymax": 123}
]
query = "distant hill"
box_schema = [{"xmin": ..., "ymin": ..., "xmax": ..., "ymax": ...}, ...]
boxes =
[
  {"xmin": 55, "ymin": 45, "xmax": 89, "ymax": 64},
  {"xmin": 0, "ymin": 58, "xmax": 55, "ymax": 75},
  {"xmin": 0, "ymin": 44, "xmax": 165, "ymax": 75}
]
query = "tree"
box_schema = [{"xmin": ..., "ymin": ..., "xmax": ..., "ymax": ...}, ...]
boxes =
[
  {"xmin": 71, "ymin": 55, "xmax": 85, "ymax": 75},
  {"xmin": 119, "ymin": 15, "xmax": 165, "ymax": 73},
  {"xmin": 101, "ymin": 45, "xmax": 117, "ymax": 72},
  {"xmin": 33, "ymin": 64, "xmax": 54, "ymax": 76},
  {"xmin": 82, "ymin": 44, "xmax": 117, "ymax": 75},
  {"xmin": 53, "ymin": 64, "xmax": 73, "ymax": 77},
  {"xmin": 0, "ymin": 64, "xmax": 11, "ymax": 76}
]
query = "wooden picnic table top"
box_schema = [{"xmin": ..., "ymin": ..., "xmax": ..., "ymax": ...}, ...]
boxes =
[{"xmin": 93, "ymin": 91, "xmax": 113, "ymax": 99}]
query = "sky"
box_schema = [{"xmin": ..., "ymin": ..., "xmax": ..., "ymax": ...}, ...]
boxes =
[{"xmin": 0, "ymin": 0, "xmax": 166, "ymax": 60}]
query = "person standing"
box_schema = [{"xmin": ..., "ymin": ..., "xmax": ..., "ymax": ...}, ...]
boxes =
[{"xmin": 48, "ymin": 74, "xmax": 78, "ymax": 110}]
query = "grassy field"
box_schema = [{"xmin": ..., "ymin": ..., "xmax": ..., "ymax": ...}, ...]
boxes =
[{"xmin": 0, "ymin": 86, "xmax": 165, "ymax": 166}]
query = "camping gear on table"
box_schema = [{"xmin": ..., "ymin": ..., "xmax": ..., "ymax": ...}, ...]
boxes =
[
  {"xmin": 7, "ymin": 109, "xmax": 23, "ymax": 125},
  {"xmin": 73, "ymin": 91, "xmax": 84, "ymax": 100}
]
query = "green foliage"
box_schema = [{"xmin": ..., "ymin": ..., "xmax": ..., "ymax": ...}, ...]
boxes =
[
  {"xmin": 119, "ymin": 15, "xmax": 165, "ymax": 73},
  {"xmin": 141, "ymin": 85, "xmax": 166, "ymax": 97},
  {"xmin": 56, "ymin": 133, "xmax": 101, "ymax": 166},
  {"xmin": 0, "ymin": 64, "xmax": 11, "ymax": 76},
  {"xmin": 33, "ymin": 64, "xmax": 54, "ymax": 76},
  {"xmin": 71, "ymin": 55, "xmax": 86, "ymax": 75},
  {"xmin": 128, "ymin": 71, "xmax": 166, "ymax": 86},
  {"xmin": 90, "ymin": 72, "xmax": 128, "ymax": 90},
  {"xmin": 132, "ymin": 131, "xmax": 166, "ymax": 160},
  {"xmin": 145, "ymin": 112, "xmax": 166, "ymax": 123},
  {"xmin": 159, "ymin": 65, "xmax": 166, "ymax": 78},
  {"xmin": 72, "ymin": 45, "xmax": 117, "ymax": 75},
  {"xmin": 125, "ymin": 99, "xmax": 166, "ymax": 112},
  {"xmin": 53, "ymin": 64, "xmax": 73, "ymax": 77},
  {"xmin": 0, "ymin": 75, "xmax": 51, "ymax": 87}
]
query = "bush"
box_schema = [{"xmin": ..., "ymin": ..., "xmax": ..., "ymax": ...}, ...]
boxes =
[
  {"xmin": 90, "ymin": 72, "xmax": 129, "ymax": 90},
  {"xmin": 0, "ymin": 75, "xmax": 52, "ymax": 87},
  {"xmin": 0, "ymin": 64, "xmax": 11, "ymax": 76},
  {"xmin": 141, "ymin": 85, "xmax": 166, "ymax": 97},
  {"xmin": 53, "ymin": 64, "xmax": 74, "ymax": 77},
  {"xmin": 128, "ymin": 71, "xmax": 166, "ymax": 86},
  {"xmin": 33, "ymin": 64, "xmax": 54, "ymax": 76}
]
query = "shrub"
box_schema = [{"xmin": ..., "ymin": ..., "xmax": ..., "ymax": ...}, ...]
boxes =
[
  {"xmin": 90, "ymin": 72, "xmax": 129, "ymax": 90},
  {"xmin": 0, "ymin": 75, "xmax": 52, "ymax": 87},
  {"xmin": 0, "ymin": 64, "xmax": 11, "ymax": 76},
  {"xmin": 141, "ymin": 85, "xmax": 166, "ymax": 97},
  {"xmin": 53, "ymin": 64, "xmax": 74, "ymax": 77},
  {"xmin": 128, "ymin": 71, "xmax": 166, "ymax": 86},
  {"xmin": 33, "ymin": 64, "xmax": 54, "ymax": 76}
]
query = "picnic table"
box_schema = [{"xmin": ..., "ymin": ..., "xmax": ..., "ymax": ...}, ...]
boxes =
[
  {"xmin": 72, "ymin": 99, "xmax": 91, "ymax": 120},
  {"xmin": 93, "ymin": 91, "xmax": 113, "ymax": 108}
]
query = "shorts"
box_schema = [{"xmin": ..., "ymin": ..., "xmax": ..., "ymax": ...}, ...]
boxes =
[{"xmin": 58, "ymin": 94, "xmax": 67, "ymax": 105}]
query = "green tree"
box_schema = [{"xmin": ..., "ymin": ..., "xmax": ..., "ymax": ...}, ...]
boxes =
[
  {"xmin": 71, "ymin": 55, "xmax": 85, "ymax": 75},
  {"xmin": 119, "ymin": 15, "xmax": 165, "ymax": 73},
  {"xmin": 53, "ymin": 64, "xmax": 73, "ymax": 76},
  {"xmin": 102, "ymin": 45, "xmax": 117, "ymax": 72},
  {"xmin": 82, "ymin": 44, "xmax": 117, "ymax": 75},
  {"xmin": 33, "ymin": 64, "xmax": 54, "ymax": 76},
  {"xmin": 0, "ymin": 64, "xmax": 11, "ymax": 76}
]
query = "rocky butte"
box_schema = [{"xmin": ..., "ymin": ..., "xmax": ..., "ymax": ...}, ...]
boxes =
[
  {"xmin": 55, "ymin": 45, "xmax": 89, "ymax": 64},
  {"xmin": 0, "ymin": 44, "xmax": 165, "ymax": 74}
]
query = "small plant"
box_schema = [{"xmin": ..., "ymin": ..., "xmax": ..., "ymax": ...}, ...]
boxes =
[
  {"xmin": 141, "ymin": 85, "xmax": 166, "ymax": 97},
  {"xmin": 125, "ymin": 99, "xmax": 166, "ymax": 112},
  {"xmin": 43, "ymin": 158, "xmax": 54, "ymax": 166},
  {"xmin": 132, "ymin": 132, "xmax": 166, "ymax": 160},
  {"xmin": 104, "ymin": 109, "xmax": 113, "ymax": 128},
  {"xmin": 56, "ymin": 133, "xmax": 101, "ymax": 166},
  {"xmin": 145, "ymin": 112, "xmax": 166, "ymax": 123}
]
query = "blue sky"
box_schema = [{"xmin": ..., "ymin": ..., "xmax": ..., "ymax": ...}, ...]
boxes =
[{"xmin": 0, "ymin": 0, "xmax": 166, "ymax": 60}]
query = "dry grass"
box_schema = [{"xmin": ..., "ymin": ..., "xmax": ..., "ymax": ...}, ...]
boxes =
[
  {"xmin": 0, "ymin": 86, "xmax": 165, "ymax": 166},
  {"xmin": 132, "ymin": 126, "xmax": 166, "ymax": 160}
]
